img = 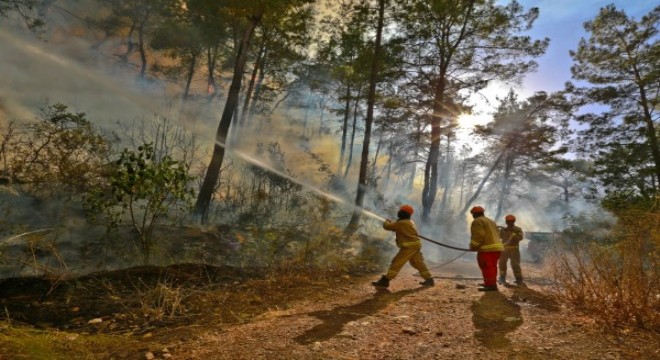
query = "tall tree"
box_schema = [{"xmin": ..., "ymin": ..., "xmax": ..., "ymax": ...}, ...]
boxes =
[
  {"xmin": 400, "ymin": 0, "xmax": 548, "ymax": 223},
  {"xmin": 345, "ymin": 0, "xmax": 387, "ymax": 233},
  {"xmin": 194, "ymin": 0, "xmax": 314, "ymax": 223},
  {"xmin": 467, "ymin": 90, "xmax": 567, "ymax": 219},
  {"xmin": 568, "ymin": 5, "xmax": 659, "ymax": 200},
  {"xmin": 150, "ymin": 3, "xmax": 206, "ymax": 99},
  {"xmin": 315, "ymin": 3, "xmax": 371, "ymax": 176},
  {"xmin": 98, "ymin": 0, "xmax": 165, "ymax": 78}
]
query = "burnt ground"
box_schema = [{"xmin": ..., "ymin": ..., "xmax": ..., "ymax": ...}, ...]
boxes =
[{"xmin": 0, "ymin": 261, "xmax": 658, "ymax": 359}]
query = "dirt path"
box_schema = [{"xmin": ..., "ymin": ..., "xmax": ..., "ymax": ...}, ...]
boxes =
[{"xmin": 173, "ymin": 261, "xmax": 659, "ymax": 360}]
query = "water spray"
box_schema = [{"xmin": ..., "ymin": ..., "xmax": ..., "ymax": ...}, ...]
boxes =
[
  {"xmin": 1, "ymin": 228, "xmax": 54, "ymax": 244},
  {"xmin": 219, "ymin": 142, "xmax": 474, "ymax": 252}
]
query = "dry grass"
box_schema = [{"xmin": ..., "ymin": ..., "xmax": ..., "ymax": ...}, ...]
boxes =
[{"xmin": 549, "ymin": 211, "xmax": 660, "ymax": 331}]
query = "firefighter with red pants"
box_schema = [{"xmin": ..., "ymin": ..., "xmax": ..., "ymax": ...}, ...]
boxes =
[
  {"xmin": 469, "ymin": 206, "xmax": 504, "ymax": 291},
  {"xmin": 498, "ymin": 214, "xmax": 524, "ymax": 285},
  {"xmin": 372, "ymin": 205, "xmax": 434, "ymax": 288}
]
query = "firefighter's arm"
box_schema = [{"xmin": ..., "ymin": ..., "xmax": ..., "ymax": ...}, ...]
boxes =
[
  {"xmin": 470, "ymin": 221, "xmax": 484, "ymax": 251},
  {"xmin": 383, "ymin": 220, "xmax": 397, "ymax": 231},
  {"xmin": 511, "ymin": 228, "xmax": 524, "ymax": 242}
]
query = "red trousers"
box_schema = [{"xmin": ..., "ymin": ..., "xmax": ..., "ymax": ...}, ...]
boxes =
[{"xmin": 477, "ymin": 251, "xmax": 502, "ymax": 287}]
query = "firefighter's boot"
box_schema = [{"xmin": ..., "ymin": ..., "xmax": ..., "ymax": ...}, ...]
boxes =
[
  {"xmin": 515, "ymin": 278, "xmax": 525, "ymax": 286},
  {"xmin": 498, "ymin": 276, "xmax": 506, "ymax": 285},
  {"xmin": 372, "ymin": 275, "xmax": 389, "ymax": 288},
  {"xmin": 419, "ymin": 278, "xmax": 435, "ymax": 286},
  {"xmin": 478, "ymin": 285, "xmax": 498, "ymax": 291}
]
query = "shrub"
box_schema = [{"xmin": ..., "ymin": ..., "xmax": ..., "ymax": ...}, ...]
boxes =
[
  {"xmin": 8, "ymin": 103, "xmax": 113, "ymax": 198},
  {"xmin": 84, "ymin": 143, "xmax": 193, "ymax": 264},
  {"xmin": 549, "ymin": 210, "xmax": 660, "ymax": 331}
]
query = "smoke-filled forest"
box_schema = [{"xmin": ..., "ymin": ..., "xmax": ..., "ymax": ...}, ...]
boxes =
[{"xmin": 0, "ymin": 1, "xmax": 658, "ymax": 359}]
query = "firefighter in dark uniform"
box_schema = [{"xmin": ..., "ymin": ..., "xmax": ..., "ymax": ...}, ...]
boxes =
[{"xmin": 498, "ymin": 214, "xmax": 524, "ymax": 285}]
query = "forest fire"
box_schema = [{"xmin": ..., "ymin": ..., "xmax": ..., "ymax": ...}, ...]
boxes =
[{"xmin": 0, "ymin": 0, "xmax": 657, "ymax": 359}]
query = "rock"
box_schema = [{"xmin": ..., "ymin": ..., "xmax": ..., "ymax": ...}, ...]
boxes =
[
  {"xmin": 402, "ymin": 327, "xmax": 417, "ymax": 334},
  {"xmin": 312, "ymin": 342, "xmax": 322, "ymax": 351},
  {"xmin": 144, "ymin": 352, "xmax": 155, "ymax": 359},
  {"xmin": 88, "ymin": 318, "xmax": 103, "ymax": 325}
]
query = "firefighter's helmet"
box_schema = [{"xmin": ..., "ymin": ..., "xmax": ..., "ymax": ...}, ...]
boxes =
[
  {"xmin": 470, "ymin": 206, "xmax": 485, "ymax": 214},
  {"xmin": 399, "ymin": 204, "xmax": 414, "ymax": 215},
  {"xmin": 505, "ymin": 214, "xmax": 516, "ymax": 221}
]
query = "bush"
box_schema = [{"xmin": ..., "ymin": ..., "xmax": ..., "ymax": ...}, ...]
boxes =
[
  {"xmin": 84, "ymin": 143, "xmax": 193, "ymax": 264},
  {"xmin": 7, "ymin": 103, "xmax": 113, "ymax": 198},
  {"xmin": 549, "ymin": 210, "xmax": 660, "ymax": 331}
]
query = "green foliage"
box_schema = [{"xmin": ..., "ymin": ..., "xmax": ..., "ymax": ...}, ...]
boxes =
[
  {"xmin": 568, "ymin": 5, "xmax": 660, "ymax": 199},
  {"xmin": 0, "ymin": 0, "xmax": 44, "ymax": 30},
  {"xmin": 9, "ymin": 103, "xmax": 113, "ymax": 199},
  {"xmin": 84, "ymin": 143, "xmax": 193, "ymax": 264}
]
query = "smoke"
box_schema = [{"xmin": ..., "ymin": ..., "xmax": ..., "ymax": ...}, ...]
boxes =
[{"xmin": 0, "ymin": 3, "xmax": 618, "ymax": 280}]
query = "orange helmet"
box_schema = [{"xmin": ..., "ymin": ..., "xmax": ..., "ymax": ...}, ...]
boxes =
[
  {"xmin": 505, "ymin": 214, "xmax": 516, "ymax": 221},
  {"xmin": 470, "ymin": 206, "xmax": 485, "ymax": 214},
  {"xmin": 399, "ymin": 204, "xmax": 414, "ymax": 215}
]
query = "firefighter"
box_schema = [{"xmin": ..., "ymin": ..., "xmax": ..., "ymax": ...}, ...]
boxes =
[
  {"xmin": 498, "ymin": 214, "xmax": 524, "ymax": 285},
  {"xmin": 372, "ymin": 205, "xmax": 434, "ymax": 288},
  {"xmin": 469, "ymin": 206, "xmax": 504, "ymax": 291}
]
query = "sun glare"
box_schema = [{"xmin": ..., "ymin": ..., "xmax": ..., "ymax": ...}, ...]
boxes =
[{"xmin": 457, "ymin": 113, "xmax": 491, "ymax": 129}]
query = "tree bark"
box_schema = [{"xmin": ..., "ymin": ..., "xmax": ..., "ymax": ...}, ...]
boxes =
[
  {"xmin": 194, "ymin": 15, "xmax": 262, "ymax": 223},
  {"xmin": 207, "ymin": 46, "xmax": 219, "ymax": 100},
  {"xmin": 343, "ymin": 97, "xmax": 360, "ymax": 178},
  {"xmin": 421, "ymin": 75, "xmax": 446, "ymax": 223},
  {"xmin": 338, "ymin": 83, "xmax": 351, "ymax": 174},
  {"xmin": 240, "ymin": 41, "xmax": 266, "ymax": 128},
  {"xmin": 137, "ymin": 8, "xmax": 151, "ymax": 79},
  {"xmin": 635, "ymin": 69, "xmax": 660, "ymax": 187},
  {"xmin": 495, "ymin": 151, "xmax": 513, "ymax": 220},
  {"xmin": 183, "ymin": 52, "xmax": 198, "ymax": 100}
]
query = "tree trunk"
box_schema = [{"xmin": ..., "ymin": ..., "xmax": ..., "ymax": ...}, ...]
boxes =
[
  {"xmin": 207, "ymin": 46, "xmax": 219, "ymax": 100},
  {"xmin": 343, "ymin": 98, "xmax": 360, "ymax": 178},
  {"xmin": 495, "ymin": 151, "xmax": 513, "ymax": 220},
  {"xmin": 248, "ymin": 53, "xmax": 267, "ymax": 117},
  {"xmin": 460, "ymin": 142, "xmax": 510, "ymax": 215},
  {"xmin": 338, "ymin": 83, "xmax": 351, "ymax": 174},
  {"xmin": 636, "ymin": 72, "xmax": 660, "ymax": 187},
  {"xmin": 421, "ymin": 76, "xmax": 446, "ymax": 224},
  {"xmin": 193, "ymin": 15, "xmax": 262, "ymax": 223},
  {"xmin": 345, "ymin": 0, "xmax": 385, "ymax": 234},
  {"xmin": 439, "ymin": 136, "xmax": 452, "ymax": 214},
  {"xmin": 183, "ymin": 52, "xmax": 198, "ymax": 100},
  {"xmin": 137, "ymin": 9, "xmax": 151, "ymax": 79},
  {"xmin": 120, "ymin": 21, "xmax": 136, "ymax": 62},
  {"xmin": 371, "ymin": 132, "xmax": 384, "ymax": 183},
  {"xmin": 240, "ymin": 41, "xmax": 266, "ymax": 128}
]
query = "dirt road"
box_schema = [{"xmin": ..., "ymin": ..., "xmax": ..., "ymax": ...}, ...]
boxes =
[{"xmin": 176, "ymin": 261, "xmax": 659, "ymax": 360}]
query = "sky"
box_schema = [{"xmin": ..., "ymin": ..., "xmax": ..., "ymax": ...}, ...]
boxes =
[
  {"xmin": 520, "ymin": 0, "xmax": 655, "ymax": 94},
  {"xmin": 458, "ymin": 0, "xmax": 657, "ymax": 127}
]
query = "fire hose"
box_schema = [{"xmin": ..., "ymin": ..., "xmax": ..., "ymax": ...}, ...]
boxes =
[{"xmin": 418, "ymin": 234, "xmax": 474, "ymax": 252}]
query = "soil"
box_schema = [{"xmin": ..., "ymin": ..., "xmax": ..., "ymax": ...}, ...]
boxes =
[{"xmin": 0, "ymin": 261, "xmax": 658, "ymax": 360}]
